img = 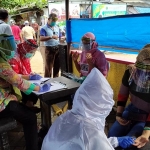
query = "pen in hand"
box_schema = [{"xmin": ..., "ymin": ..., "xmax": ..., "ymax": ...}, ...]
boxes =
[{"xmin": 40, "ymin": 79, "xmax": 50, "ymax": 85}]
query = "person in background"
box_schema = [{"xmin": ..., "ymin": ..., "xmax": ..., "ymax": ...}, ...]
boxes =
[
  {"xmin": 108, "ymin": 44, "xmax": 150, "ymax": 150},
  {"xmin": 41, "ymin": 68, "xmax": 135, "ymax": 150},
  {"xmin": 10, "ymin": 19, "xmax": 22, "ymax": 44},
  {"xmin": 31, "ymin": 20, "xmax": 39, "ymax": 40},
  {"xmin": 40, "ymin": 13, "xmax": 60, "ymax": 78},
  {"xmin": 39, "ymin": 26, "xmax": 46, "ymax": 72},
  {"xmin": 9, "ymin": 39, "xmax": 41, "ymax": 113},
  {"xmin": 21, "ymin": 20, "xmax": 36, "ymax": 42},
  {"xmin": 72, "ymin": 32, "xmax": 109, "ymax": 78},
  {"xmin": 0, "ymin": 9, "xmax": 51, "ymax": 150}
]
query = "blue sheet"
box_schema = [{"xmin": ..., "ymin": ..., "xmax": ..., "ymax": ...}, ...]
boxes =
[{"xmin": 66, "ymin": 13, "xmax": 150, "ymax": 52}]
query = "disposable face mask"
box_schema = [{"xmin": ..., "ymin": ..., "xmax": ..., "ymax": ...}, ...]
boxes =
[
  {"xmin": 25, "ymin": 53, "xmax": 34, "ymax": 58},
  {"xmin": 50, "ymin": 22, "xmax": 56, "ymax": 27}
]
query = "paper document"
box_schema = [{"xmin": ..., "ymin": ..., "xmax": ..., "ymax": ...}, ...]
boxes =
[{"xmin": 30, "ymin": 78, "xmax": 67, "ymax": 95}]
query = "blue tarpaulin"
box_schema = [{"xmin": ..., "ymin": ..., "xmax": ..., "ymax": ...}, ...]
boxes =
[{"xmin": 66, "ymin": 13, "xmax": 150, "ymax": 52}]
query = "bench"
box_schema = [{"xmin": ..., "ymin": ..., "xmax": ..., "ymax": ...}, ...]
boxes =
[{"xmin": 0, "ymin": 117, "xmax": 17, "ymax": 150}]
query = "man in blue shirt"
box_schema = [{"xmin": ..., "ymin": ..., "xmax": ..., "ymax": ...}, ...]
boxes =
[{"xmin": 40, "ymin": 13, "xmax": 60, "ymax": 77}]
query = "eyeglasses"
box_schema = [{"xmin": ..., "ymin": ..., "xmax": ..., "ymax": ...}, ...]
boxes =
[
  {"xmin": 81, "ymin": 37, "xmax": 91, "ymax": 44},
  {"xmin": 51, "ymin": 17, "xmax": 58, "ymax": 22}
]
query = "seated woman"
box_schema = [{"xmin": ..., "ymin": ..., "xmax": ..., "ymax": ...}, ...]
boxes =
[
  {"xmin": 108, "ymin": 44, "xmax": 150, "ymax": 149},
  {"xmin": 72, "ymin": 32, "xmax": 109, "ymax": 80},
  {"xmin": 9, "ymin": 39, "xmax": 42, "ymax": 113},
  {"xmin": 0, "ymin": 9, "xmax": 51, "ymax": 150},
  {"xmin": 41, "ymin": 68, "xmax": 135, "ymax": 150}
]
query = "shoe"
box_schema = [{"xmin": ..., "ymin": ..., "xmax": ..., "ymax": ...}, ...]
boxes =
[{"xmin": 30, "ymin": 106, "xmax": 41, "ymax": 114}]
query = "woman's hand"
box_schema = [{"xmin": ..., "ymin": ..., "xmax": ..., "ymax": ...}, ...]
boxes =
[
  {"xmin": 133, "ymin": 134, "xmax": 149, "ymax": 148},
  {"xmin": 72, "ymin": 52, "xmax": 79, "ymax": 62},
  {"xmin": 116, "ymin": 116, "xmax": 130, "ymax": 126},
  {"xmin": 86, "ymin": 53, "xmax": 94, "ymax": 69},
  {"xmin": 34, "ymin": 85, "xmax": 40, "ymax": 91}
]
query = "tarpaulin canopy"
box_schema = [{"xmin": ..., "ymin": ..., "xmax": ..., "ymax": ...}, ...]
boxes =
[{"xmin": 66, "ymin": 13, "xmax": 150, "ymax": 52}]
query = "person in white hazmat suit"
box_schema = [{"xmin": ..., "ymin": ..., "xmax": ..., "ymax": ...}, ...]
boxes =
[{"xmin": 41, "ymin": 68, "xmax": 134, "ymax": 150}]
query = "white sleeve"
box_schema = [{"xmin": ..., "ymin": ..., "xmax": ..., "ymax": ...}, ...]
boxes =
[{"xmin": 108, "ymin": 137, "xmax": 119, "ymax": 148}]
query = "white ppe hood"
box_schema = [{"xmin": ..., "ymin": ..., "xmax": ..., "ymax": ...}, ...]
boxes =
[{"xmin": 42, "ymin": 68, "xmax": 115, "ymax": 150}]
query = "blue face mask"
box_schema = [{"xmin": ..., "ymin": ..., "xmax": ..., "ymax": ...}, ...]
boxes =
[
  {"xmin": 50, "ymin": 22, "xmax": 56, "ymax": 27},
  {"xmin": 25, "ymin": 53, "xmax": 34, "ymax": 58}
]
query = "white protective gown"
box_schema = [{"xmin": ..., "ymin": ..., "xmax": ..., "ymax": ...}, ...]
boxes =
[{"xmin": 42, "ymin": 68, "xmax": 117, "ymax": 150}]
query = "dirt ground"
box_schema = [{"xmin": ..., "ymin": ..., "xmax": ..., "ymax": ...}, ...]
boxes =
[{"xmin": 30, "ymin": 49, "xmax": 44, "ymax": 76}]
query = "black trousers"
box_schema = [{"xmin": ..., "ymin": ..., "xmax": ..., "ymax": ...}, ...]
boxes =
[
  {"xmin": 44, "ymin": 46, "xmax": 60, "ymax": 78},
  {"xmin": 0, "ymin": 101, "xmax": 38, "ymax": 150},
  {"xmin": 21, "ymin": 91, "xmax": 38, "ymax": 105}
]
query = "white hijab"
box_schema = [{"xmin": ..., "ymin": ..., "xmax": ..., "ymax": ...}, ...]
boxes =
[{"xmin": 42, "ymin": 68, "xmax": 115, "ymax": 150}]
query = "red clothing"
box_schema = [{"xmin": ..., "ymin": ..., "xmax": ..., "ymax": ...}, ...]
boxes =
[
  {"xmin": 9, "ymin": 56, "xmax": 31, "ymax": 75},
  {"xmin": 11, "ymin": 25, "xmax": 21, "ymax": 40}
]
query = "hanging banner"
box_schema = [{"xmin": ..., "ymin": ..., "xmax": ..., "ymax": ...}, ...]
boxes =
[
  {"xmin": 93, "ymin": 3, "xmax": 126, "ymax": 18},
  {"xmin": 48, "ymin": 3, "xmax": 80, "ymax": 21},
  {"xmin": 48, "ymin": 3, "xmax": 80, "ymax": 31}
]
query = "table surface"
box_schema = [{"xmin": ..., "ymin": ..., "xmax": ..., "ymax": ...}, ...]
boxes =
[{"xmin": 39, "ymin": 76, "xmax": 80, "ymax": 102}]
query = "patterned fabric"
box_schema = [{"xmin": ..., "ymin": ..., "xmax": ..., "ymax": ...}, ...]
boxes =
[
  {"xmin": 9, "ymin": 39, "xmax": 38, "ymax": 75},
  {"xmin": 9, "ymin": 56, "xmax": 31, "ymax": 75},
  {"xmin": 17, "ymin": 39, "xmax": 38, "ymax": 55},
  {"xmin": 0, "ymin": 58, "xmax": 36, "ymax": 112},
  {"xmin": 136, "ymin": 45, "xmax": 150, "ymax": 62}
]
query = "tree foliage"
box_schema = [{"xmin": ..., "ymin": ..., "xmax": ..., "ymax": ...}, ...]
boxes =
[{"xmin": 0, "ymin": 0, "xmax": 47, "ymax": 15}]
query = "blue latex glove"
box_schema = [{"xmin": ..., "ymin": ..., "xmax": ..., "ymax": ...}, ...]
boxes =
[
  {"xmin": 29, "ymin": 74, "xmax": 43, "ymax": 80},
  {"xmin": 39, "ymin": 83, "xmax": 51, "ymax": 92},
  {"xmin": 117, "ymin": 136, "xmax": 135, "ymax": 149}
]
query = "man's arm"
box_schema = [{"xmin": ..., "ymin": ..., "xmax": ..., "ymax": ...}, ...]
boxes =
[
  {"xmin": 40, "ymin": 28, "xmax": 54, "ymax": 41},
  {"xmin": 20, "ymin": 32, "xmax": 23, "ymax": 43},
  {"xmin": 40, "ymin": 36, "xmax": 51, "ymax": 41},
  {"xmin": 33, "ymin": 33, "xmax": 36, "ymax": 41},
  {"xmin": 20, "ymin": 29, "xmax": 24, "ymax": 43}
]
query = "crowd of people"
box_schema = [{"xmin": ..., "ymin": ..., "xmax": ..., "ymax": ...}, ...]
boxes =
[{"xmin": 0, "ymin": 8, "xmax": 150, "ymax": 150}]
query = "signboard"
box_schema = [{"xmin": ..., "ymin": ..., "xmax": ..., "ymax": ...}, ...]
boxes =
[
  {"xmin": 48, "ymin": 3, "xmax": 80, "ymax": 31},
  {"xmin": 48, "ymin": 3, "xmax": 80, "ymax": 21},
  {"xmin": 80, "ymin": 4, "xmax": 92, "ymax": 18},
  {"xmin": 93, "ymin": 3, "xmax": 126, "ymax": 18}
]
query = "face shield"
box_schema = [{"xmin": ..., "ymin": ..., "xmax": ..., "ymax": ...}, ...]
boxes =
[
  {"xmin": 129, "ymin": 62, "xmax": 150, "ymax": 93},
  {"xmin": 80, "ymin": 37, "xmax": 93, "ymax": 51},
  {"xmin": 0, "ymin": 35, "xmax": 17, "ymax": 60}
]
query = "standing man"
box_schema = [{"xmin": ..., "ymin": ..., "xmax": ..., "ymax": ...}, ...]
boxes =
[
  {"xmin": 21, "ymin": 20, "xmax": 36, "ymax": 42},
  {"xmin": 31, "ymin": 20, "xmax": 39, "ymax": 41},
  {"xmin": 40, "ymin": 13, "xmax": 60, "ymax": 78},
  {"xmin": 10, "ymin": 19, "xmax": 22, "ymax": 44}
]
